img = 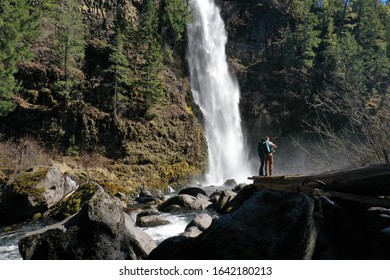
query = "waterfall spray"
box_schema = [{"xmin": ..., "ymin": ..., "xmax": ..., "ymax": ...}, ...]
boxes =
[{"xmin": 186, "ymin": 0, "xmax": 252, "ymax": 185}]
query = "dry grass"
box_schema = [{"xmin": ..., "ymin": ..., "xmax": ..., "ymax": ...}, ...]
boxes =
[
  {"xmin": 0, "ymin": 137, "xmax": 132, "ymax": 194},
  {"xmin": 0, "ymin": 137, "xmax": 53, "ymax": 175}
]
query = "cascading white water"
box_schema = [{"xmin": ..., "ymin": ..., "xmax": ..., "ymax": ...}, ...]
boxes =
[{"xmin": 187, "ymin": 0, "xmax": 252, "ymax": 185}]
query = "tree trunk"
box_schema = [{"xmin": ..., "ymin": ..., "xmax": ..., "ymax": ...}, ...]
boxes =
[{"xmin": 249, "ymin": 164, "xmax": 390, "ymax": 196}]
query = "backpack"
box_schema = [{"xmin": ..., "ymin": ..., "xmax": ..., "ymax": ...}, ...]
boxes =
[{"xmin": 258, "ymin": 140, "xmax": 271, "ymax": 155}]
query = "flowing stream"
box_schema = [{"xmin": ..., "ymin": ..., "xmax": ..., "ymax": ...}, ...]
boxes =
[
  {"xmin": 0, "ymin": 219, "xmax": 55, "ymax": 260},
  {"xmin": 187, "ymin": 0, "xmax": 252, "ymax": 185}
]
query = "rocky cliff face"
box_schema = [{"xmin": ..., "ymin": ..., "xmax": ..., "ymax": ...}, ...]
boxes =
[
  {"xmin": 218, "ymin": 0, "xmax": 305, "ymax": 164},
  {"xmin": 0, "ymin": 0, "xmax": 208, "ymax": 192}
]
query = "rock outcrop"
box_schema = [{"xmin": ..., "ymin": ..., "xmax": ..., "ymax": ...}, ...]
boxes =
[
  {"xmin": 0, "ymin": 166, "xmax": 77, "ymax": 225},
  {"xmin": 18, "ymin": 185, "xmax": 156, "ymax": 259}
]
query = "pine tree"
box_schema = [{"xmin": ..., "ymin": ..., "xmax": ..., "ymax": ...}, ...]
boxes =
[
  {"xmin": 106, "ymin": 12, "xmax": 133, "ymax": 120},
  {"xmin": 353, "ymin": 0, "xmax": 389, "ymax": 93},
  {"xmin": 315, "ymin": 0, "xmax": 339, "ymax": 80},
  {"xmin": 51, "ymin": 0, "xmax": 86, "ymax": 99},
  {"xmin": 281, "ymin": 0, "xmax": 321, "ymax": 69},
  {"xmin": 140, "ymin": 0, "xmax": 165, "ymax": 110},
  {"xmin": 163, "ymin": 0, "xmax": 192, "ymax": 43},
  {"xmin": 0, "ymin": 0, "xmax": 41, "ymax": 116}
]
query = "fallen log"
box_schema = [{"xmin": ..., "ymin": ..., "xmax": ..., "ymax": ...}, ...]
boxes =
[
  {"xmin": 248, "ymin": 163, "xmax": 390, "ymax": 196},
  {"xmin": 251, "ymin": 182, "xmax": 390, "ymax": 209}
]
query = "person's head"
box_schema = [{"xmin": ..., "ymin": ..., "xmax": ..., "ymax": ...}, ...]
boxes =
[{"xmin": 266, "ymin": 136, "xmax": 270, "ymax": 140}]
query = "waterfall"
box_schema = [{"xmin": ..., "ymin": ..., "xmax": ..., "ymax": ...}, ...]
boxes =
[{"xmin": 186, "ymin": 0, "xmax": 252, "ymax": 185}]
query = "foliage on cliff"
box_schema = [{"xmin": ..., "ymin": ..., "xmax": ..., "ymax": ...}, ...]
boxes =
[{"xmin": 0, "ymin": 0, "xmax": 207, "ymax": 193}]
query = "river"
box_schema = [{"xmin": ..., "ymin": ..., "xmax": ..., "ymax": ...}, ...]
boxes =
[
  {"xmin": 0, "ymin": 219, "xmax": 56, "ymax": 260},
  {"xmin": 0, "ymin": 184, "xmax": 224, "ymax": 260}
]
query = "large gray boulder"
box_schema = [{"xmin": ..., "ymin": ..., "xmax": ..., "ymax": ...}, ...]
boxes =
[
  {"xmin": 136, "ymin": 215, "xmax": 171, "ymax": 228},
  {"xmin": 0, "ymin": 166, "xmax": 77, "ymax": 225},
  {"xmin": 124, "ymin": 214, "xmax": 157, "ymax": 257},
  {"xmin": 18, "ymin": 185, "xmax": 156, "ymax": 259},
  {"xmin": 148, "ymin": 189, "xmax": 322, "ymax": 259},
  {"xmin": 181, "ymin": 213, "xmax": 214, "ymax": 238}
]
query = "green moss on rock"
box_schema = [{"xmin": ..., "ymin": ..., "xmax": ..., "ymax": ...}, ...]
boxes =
[
  {"xmin": 45, "ymin": 182, "xmax": 99, "ymax": 220},
  {"xmin": 9, "ymin": 167, "xmax": 49, "ymax": 196}
]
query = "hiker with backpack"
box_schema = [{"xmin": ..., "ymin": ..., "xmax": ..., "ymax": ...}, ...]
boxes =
[
  {"xmin": 257, "ymin": 138, "xmax": 267, "ymax": 176},
  {"xmin": 257, "ymin": 137, "xmax": 277, "ymax": 176}
]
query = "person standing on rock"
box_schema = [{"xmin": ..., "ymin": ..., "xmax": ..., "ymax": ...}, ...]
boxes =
[
  {"xmin": 257, "ymin": 138, "xmax": 267, "ymax": 176},
  {"xmin": 264, "ymin": 137, "xmax": 277, "ymax": 176}
]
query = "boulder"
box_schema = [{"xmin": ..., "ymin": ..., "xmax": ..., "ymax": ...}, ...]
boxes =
[
  {"xmin": 185, "ymin": 213, "xmax": 213, "ymax": 231},
  {"xmin": 209, "ymin": 190, "xmax": 222, "ymax": 205},
  {"xmin": 18, "ymin": 185, "xmax": 156, "ymax": 259},
  {"xmin": 232, "ymin": 183, "xmax": 247, "ymax": 192},
  {"xmin": 124, "ymin": 214, "xmax": 157, "ymax": 257},
  {"xmin": 148, "ymin": 189, "xmax": 322, "ymax": 260},
  {"xmin": 136, "ymin": 209, "xmax": 159, "ymax": 219},
  {"xmin": 223, "ymin": 179, "xmax": 237, "ymax": 187},
  {"xmin": 218, "ymin": 184, "xmax": 257, "ymax": 213},
  {"xmin": 136, "ymin": 215, "xmax": 171, "ymax": 228},
  {"xmin": 181, "ymin": 226, "xmax": 203, "ymax": 238},
  {"xmin": 0, "ymin": 166, "xmax": 76, "ymax": 225},
  {"xmin": 312, "ymin": 197, "xmax": 368, "ymax": 259},
  {"xmin": 178, "ymin": 187, "xmax": 207, "ymax": 197},
  {"xmin": 135, "ymin": 189, "xmax": 162, "ymax": 204},
  {"xmin": 43, "ymin": 182, "xmax": 101, "ymax": 220},
  {"xmin": 214, "ymin": 190, "xmax": 237, "ymax": 213},
  {"xmin": 158, "ymin": 194, "xmax": 212, "ymax": 212}
]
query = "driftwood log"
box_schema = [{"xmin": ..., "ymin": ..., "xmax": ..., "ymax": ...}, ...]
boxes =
[{"xmin": 248, "ymin": 163, "xmax": 390, "ymax": 208}]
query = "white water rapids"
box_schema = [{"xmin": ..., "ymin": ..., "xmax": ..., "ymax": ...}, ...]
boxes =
[{"xmin": 187, "ymin": 0, "xmax": 252, "ymax": 185}]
